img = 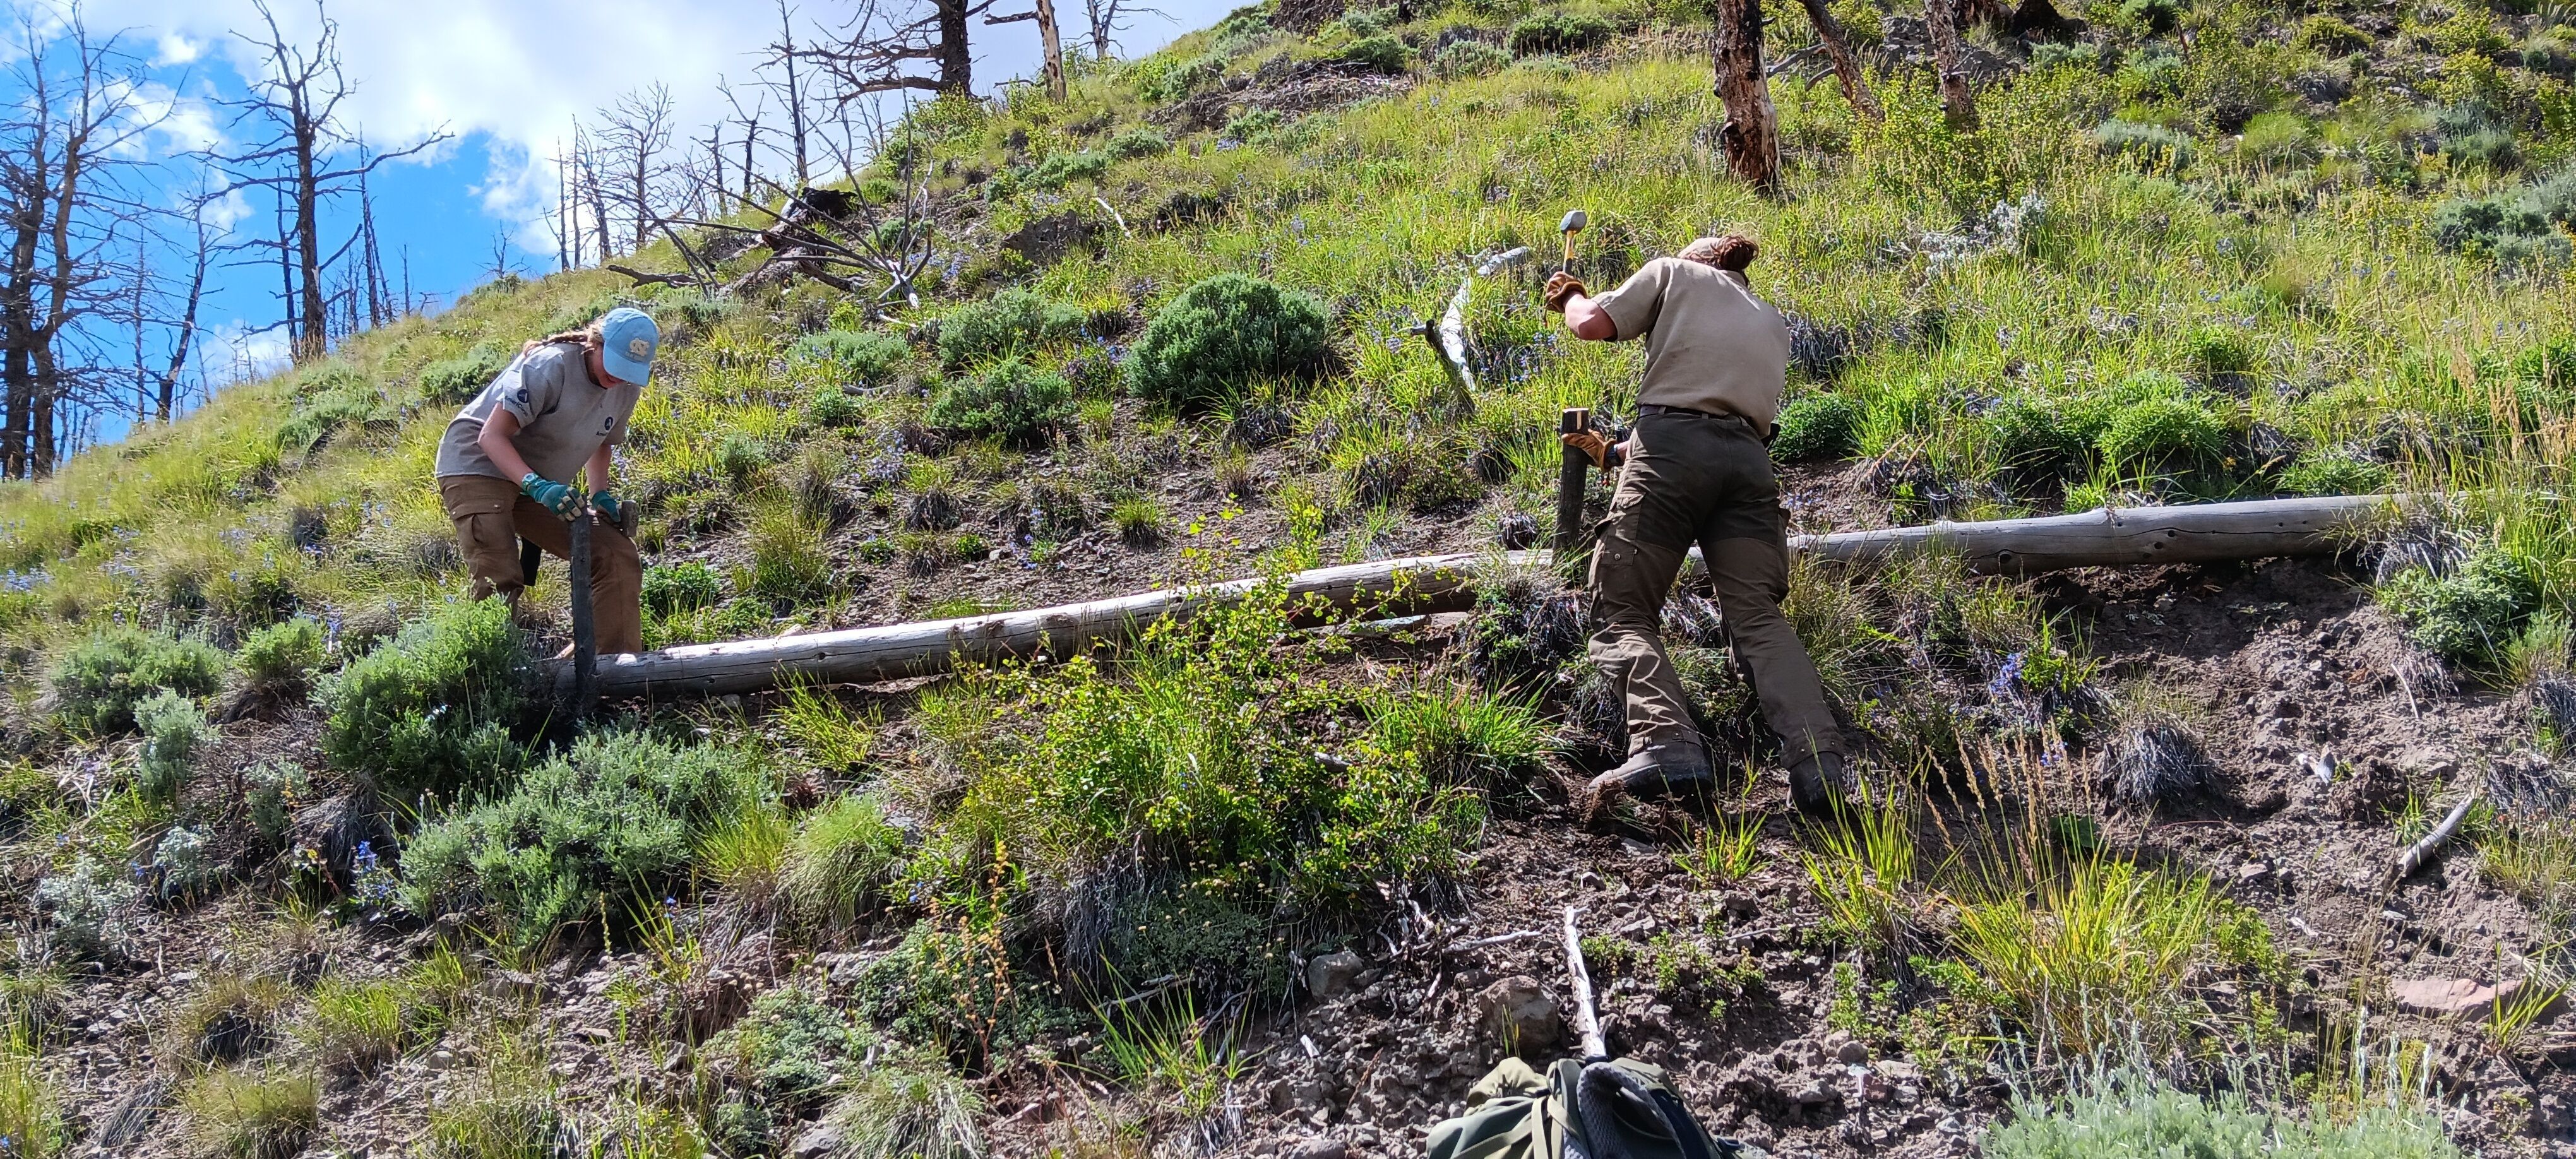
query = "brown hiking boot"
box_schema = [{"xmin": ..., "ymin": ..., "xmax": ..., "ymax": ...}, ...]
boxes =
[
  {"xmin": 1787, "ymin": 751, "xmax": 1850, "ymax": 816},
  {"xmin": 1583, "ymin": 745, "xmax": 1717, "ymax": 819}
]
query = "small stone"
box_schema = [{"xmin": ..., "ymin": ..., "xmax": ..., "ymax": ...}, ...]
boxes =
[
  {"xmin": 1291, "ymin": 1133, "xmax": 1343, "ymax": 1156},
  {"xmin": 1306, "ymin": 951, "xmax": 1366, "ymax": 1000},
  {"xmin": 426, "ymin": 1049, "xmax": 460, "ymax": 1071},
  {"xmin": 2237, "ymin": 862, "xmax": 2269, "ymax": 883},
  {"xmin": 1476, "ymin": 975, "xmax": 1563, "ymax": 1055},
  {"xmin": 2392, "ymin": 977, "xmax": 2558, "ymax": 1020},
  {"xmin": 789, "ymin": 1123, "xmax": 845, "ymax": 1159},
  {"xmin": 1791, "ymin": 1080, "xmax": 1835, "ymax": 1105},
  {"xmin": 1835, "ymin": 1039, "xmax": 1869, "ymax": 1064}
]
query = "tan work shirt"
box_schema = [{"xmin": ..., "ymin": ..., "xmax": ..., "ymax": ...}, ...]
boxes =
[
  {"xmin": 432, "ymin": 342, "xmax": 637, "ymax": 484},
  {"xmin": 1590, "ymin": 258, "xmax": 1792, "ymax": 429}
]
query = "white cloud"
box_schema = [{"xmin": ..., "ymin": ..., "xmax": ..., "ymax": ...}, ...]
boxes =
[
  {"xmin": 77, "ymin": 0, "xmax": 1227, "ymax": 237},
  {"xmin": 199, "ymin": 318, "xmax": 290, "ymax": 383},
  {"xmin": 150, "ymin": 30, "xmax": 196, "ymax": 65}
]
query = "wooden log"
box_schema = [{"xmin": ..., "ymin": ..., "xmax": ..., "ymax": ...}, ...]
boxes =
[
  {"xmin": 1798, "ymin": 494, "xmax": 2387, "ymax": 575},
  {"xmin": 561, "ymin": 495, "xmax": 2395, "ymax": 699}
]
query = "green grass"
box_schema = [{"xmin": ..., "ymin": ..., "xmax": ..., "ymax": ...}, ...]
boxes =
[
  {"xmin": 181, "ymin": 1066, "xmax": 319, "ymax": 1159},
  {"xmin": 1989, "ymin": 1073, "xmax": 2462, "ymax": 1158}
]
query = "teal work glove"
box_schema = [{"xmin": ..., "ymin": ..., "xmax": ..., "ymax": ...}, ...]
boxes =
[
  {"xmin": 593, "ymin": 490, "xmax": 631, "ymax": 528},
  {"xmin": 519, "ymin": 472, "xmax": 576, "ymax": 517}
]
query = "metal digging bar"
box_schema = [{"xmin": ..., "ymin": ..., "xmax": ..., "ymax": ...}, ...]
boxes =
[{"xmin": 565, "ymin": 496, "xmax": 597, "ymax": 722}]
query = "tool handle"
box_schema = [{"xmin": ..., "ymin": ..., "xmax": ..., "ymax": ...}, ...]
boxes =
[
  {"xmin": 565, "ymin": 496, "xmax": 597, "ymax": 721},
  {"xmin": 1554, "ymin": 407, "xmax": 1592, "ymax": 565},
  {"xmin": 1561, "ymin": 232, "xmax": 1577, "ymax": 273}
]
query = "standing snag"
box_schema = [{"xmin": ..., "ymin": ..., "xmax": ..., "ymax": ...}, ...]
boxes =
[{"xmin": 1709, "ymin": 0, "xmax": 1782, "ymax": 194}]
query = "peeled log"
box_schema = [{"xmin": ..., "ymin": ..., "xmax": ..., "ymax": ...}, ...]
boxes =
[{"xmin": 565, "ymin": 495, "xmax": 2394, "ymax": 699}]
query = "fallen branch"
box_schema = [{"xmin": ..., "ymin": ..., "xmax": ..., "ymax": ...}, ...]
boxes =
[
  {"xmin": 2389, "ymin": 789, "xmax": 2480, "ymax": 886},
  {"xmin": 556, "ymin": 494, "xmax": 2399, "ymax": 698},
  {"xmin": 1565, "ymin": 905, "xmax": 1605, "ymax": 1059}
]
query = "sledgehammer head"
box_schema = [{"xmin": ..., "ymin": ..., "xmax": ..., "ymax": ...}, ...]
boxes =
[{"xmin": 1559, "ymin": 209, "xmax": 1588, "ymax": 270}]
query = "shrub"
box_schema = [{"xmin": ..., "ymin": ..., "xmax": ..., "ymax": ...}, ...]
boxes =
[
  {"xmin": 2115, "ymin": 0, "xmax": 2178, "ymax": 35},
  {"xmin": 275, "ymin": 366, "xmax": 390, "ymax": 455},
  {"xmin": 936, "ymin": 290, "xmax": 1084, "ymax": 369},
  {"xmin": 318, "ymin": 597, "xmax": 528, "ymax": 809},
  {"xmin": 1129, "ymin": 273, "xmax": 1331, "ymax": 411},
  {"xmin": 925, "ymin": 358, "xmax": 1072, "ymax": 446},
  {"xmin": 1104, "ymin": 128, "xmax": 1171, "ymax": 158},
  {"xmin": 418, "ymin": 345, "xmax": 513, "ymax": 407},
  {"xmin": 1988, "ymin": 1076, "xmax": 2462, "ymax": 1158},
  {"xmin": 1335, "ymin": 33, "xmax": 1414, "ymax": 74},
  {"xmin": 134, "ymin": 689, "xmax": 211, "ymax": 805},
  {"xmin": 246, "ymin": 761, "xmax": 307, "ymax": 848},
  {"xmin": 2436, "ymin": 102, "xmax": 2519, "ymax": 170},
  {"xmin": 719, "ymin": 432, "xmax": 773, "ymax": 482},
  {"xmin": 2182, "ymin": 325, "xmax": 2254, "ymax": 379},
  {"xmin": 2293, "ymin": 14, "xmax": 2370, "ymax": 56},
  {"xmin": 1026, "ymin": 150, "xmax": 1110, "ymax": 191},
  {"xmin": 33, "ymin": 857, "xmax": 136, "ymax": 961},
  {"xmin": 2380, "ymin": 548, "xmax": 2537, "ymax": 669},
  {"xmin": 1506, "ymin": 11, "xmax": 1612, "ymax": 56},
  {"xmin": 2280, "ymin": 449, "xmax": 2390, "ymax": 496},
  {"xmin": 2095, "ymin": 397, "xmax": 2227, "ymax": 473},
  {"xmin": 1982, "ymin": 395, "xmax": 2092, "ymax": 487},
  {"xmin": 790, "ymin": 330, "xmax": 910, "ymax": 385},
  {"xmin": 782, "ymin": 794, "xmax": 907, "ymax": 928},
  {"xmin": 708, "ymin": 987, "xmax": 868, "ymax": 1112},
  {"xmin": 2092, "ymin": 120, "xmax": 2194, "ymax": 171},
  {"xmin": 820, "ymin": 1052, "xmax": 984, "ymax": 1159},
  {"xmin": 2431, "ymin": 193, "xmax": 2570, "ymax": 267},
  {"xmin": 398, "ymin": 730, "xmax": 765, "ymax": 944},
  {"xmin": 808, "ymin": 388, "xmax": 867, "ymax": 429},
  {"xmin": 642, "ymin": 561, "xmax": 722, "ymax": 617},
  {"xmin": 49, "ymin": 627, "xmax": 224, "ymax": 735},
  {"xmin": 235, "ymin": 617, "xmax": 326, "ymax": 698},
  {"xmin": 1770, "ymin": 393, "xmax": 1861, "ymax": 461},
  {"xmin": 1431, "ymin": 39, "xmax": 1509, "ymax": 79},
  {"xmin": 182, "ymin": 1067, "xmax": 318, "ymax": 1159}
]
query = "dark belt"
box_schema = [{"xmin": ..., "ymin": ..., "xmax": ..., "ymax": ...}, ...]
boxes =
[{"xmin": 1640, "ymin": 403, "xmax": 1752, "ymax": 425}]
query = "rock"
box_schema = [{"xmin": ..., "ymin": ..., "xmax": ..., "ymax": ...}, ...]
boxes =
[
  {"xmin": 1307, "ymin": 951, "xmax": 1365, "ymax": 1000},
  {"xmin": 1289, "ymin": 1134, "xmax": 1347, "ymax": 1159},
  {"xmin": 1476, "ymin": 975, "xmax": 1563, "ymax": 1055},
  {"xmin": 789, "ymin": 1122, "xmax": 845, "ymax": 1159},
  {"xmin": 1005, "ymin": 211, "xmax": 1100, "ymax": 266},
  {"xmin": 1834, "ymin": 1038, "xmax": 1870, "ymax": 1064},
  {"xmin": 426, "ymin": 1049, "xmax": 462, "ymax": 1071},
  {"xmin": 2392, "ymin": 977, "xmax": 2560, "ymax": 1020},
  {"xmin": 2237, "ymin": 862, "xmax": 2269, "ymax": 883}
]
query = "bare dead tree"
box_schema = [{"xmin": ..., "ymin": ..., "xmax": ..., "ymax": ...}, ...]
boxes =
[
  {"xmin": 1794, "ymin": 0, "xmax": 1880, "ymax": 121},
  {"xmin": 1080, "ymin": 0, "xmax": 1159, "ymax": 58},
  {"xmin": 986, "ymin": 0, "xmax": 1066, "ymax": 100},
  {"xmin": 763, "ymin": 1, "xmax": 815, "ymax": 186},
  {"xmin": 1924, "ymin": 0, "xmax": 1976, "ymax": 129},
  {"xmin": 657, "ymin": 99, "xmax": 934, "ymax": 309},
  {"xmin": 808, "ymin": 0, "xmax": 986, "ymax": 99},
  {"xmin": 213, "ymin": 0, "xmax": 451, "ymax": 362},
  {"xmin": 1710, "ymin": 0, "xmax": 1781, "ymax": 194},
  {"xmin": 146, "ymin": 203, "xmax": 214, "ymax": 424},
  {"xmin": 486, "ymin": 227, "xmax": 515, "ymax": 282},
  {"xmin": 595, "ymin": 85, "xmax": 678, "ymax": 252},
  {"xmin": 719, "ymin": 80, "xmax": 769, "ymax": 201},
  {"xmin": 0, "ymin": 5, "xmax": 165, "ymax": 477}
]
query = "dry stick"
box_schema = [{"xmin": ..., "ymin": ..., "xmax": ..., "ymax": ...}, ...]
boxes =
[
  {"xmin": 1565, "ymin": 905, "xmax": 1606, "ymax": 1059},
  {"xmin": 2388, "ymin": 789, "xmax": 2481, "ymax": 888}
]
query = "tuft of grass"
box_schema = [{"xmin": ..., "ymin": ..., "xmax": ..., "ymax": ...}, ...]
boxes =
[
  {"xmin": 1948, "ymin": 855, "xmax": 2246, "ymax": 1060},
  {"xmin": 169, "ymin": 973, "xmax": 294, "ymax": 1065},
  {"xmin": 1799, "ymin": 785, "xmax": 1919, "ymax": 951},
  {"xmin": 0, "ymin": 1033, "xmax": 63, "ymax": 1159},
  {"xmin": 182, "ymin": 1067, "xmax": 318, "ymax": 1159},
  {"xmin": 1676, "ymin": 816, "xmax": 1765, "ymax": 888},
  {"xmin": 297, "ymin": 977, "xmax": 413, "ymax": 1073},
  {"xmin": 783, "ymin": 793, "xmax": 907, "ymax": 929},
  {"xmin": 741, "ymin": 497, "xmax": 834, "ymax": 606},
  {"xmin": 1097, "ymin": 994, "xmax": 1246, "ymax": 1122},
  {"xmin": 819, "ymin": 1050, "xmax": 986, "ymax": 1159},
  {"xmin": 695, "ymin": 801, "xmax": 794, "ymax": 912},
  {"xmin": 1112, "ymin": 496, "xmax": 1164, "ymax": 547}
]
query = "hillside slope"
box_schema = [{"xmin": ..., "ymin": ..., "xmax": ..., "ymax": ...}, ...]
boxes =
[{"xmin": 8, "ymin": 1, "xmax": 2576, "ymax": 1156}]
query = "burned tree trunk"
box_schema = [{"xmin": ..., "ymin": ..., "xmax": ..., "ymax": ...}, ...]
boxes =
[
  {"xmin": 1925, "ymin": 0, "xmax": 1977, "ymax": 129},
  {"xmin": 1711, "ymin": 0, "xmax": 1782, "ymax": 194},
  {"xmin": 1796, "ymin": 0, "xmax": 1881, "ymax": 121}
]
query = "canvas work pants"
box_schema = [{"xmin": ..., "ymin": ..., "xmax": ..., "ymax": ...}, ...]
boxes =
[
  {"xmin": 1587, "ymin": 407, "xmax": 1843, "ymax": 766},
  {"xmin": 438, "ymin": 473, "xmax": 643, "ymax": 655}
]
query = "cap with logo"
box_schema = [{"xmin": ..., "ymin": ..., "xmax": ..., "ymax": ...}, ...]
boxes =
[{"xmin": 599, "ymin": 306, "xmax": 660, "ymax": 387}]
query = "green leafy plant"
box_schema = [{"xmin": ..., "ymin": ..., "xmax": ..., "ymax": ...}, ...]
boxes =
[
  {"xmin": 925, "ymin": 357, "xmax": 1072, "ymax": 446},
  {"xmin": 1506, "ymin": 11, "xmax": 1611, "ymax": 56},
  {"xmin": 318, "ymin": 597, "xmax": 527, "ymax": 809},
  {"xmin": 234, "ymin": 616, "xmax": 326, "ymax": 699},
  {"xmin": 790, "ymin": 329, "xmax": 910, "ymax": 384},
  {"xmin": 48, "ymin": 626, "xmax": 224, "ymax": 735},
  {"xmin": 2380, "ymin": 547, "xmax": 2538, "ymax": 670},
  {"xmin": 641, "ymin": 561, "xmax": 721, "ymax": 617},
  {"xmin": 1128, "ymin": 273, "xmax": 1330, "ymax": 412},
  {"xmin": 134, "ymin": 689, "xmax": 211, "ymax": 805},
  {"xmin": 707, "ymin": 986, "xmax": 869, "ymax": 1114},
  {"xmin": 2095, "ymin": 397, "xmax": 2227, "ymax": 474},
  {"xmin": 1676, "ymin": 816, "xmax": 1764, "ymax": 886},
  {"xmin": 1988, "ymin": 1073, "xmax": 2462, "ymax": 1158},
  {"xmin": 398, "ymin": 731, "xmax": 765, "ymax": 946},
  {"xmin": 937, "ymin": 289, "xmax": 1084, "ymax": 369},
  {"xmin": 1772, "ymin": 393, "xmax": 1861, "ymax": 461},
  {"xmin": 417, "ymin": 345, "xmax": 514, "ymax": 406},
  {"xmin": 1104, "ymin": 128, "xmax": 1171, "ymax": 158}
]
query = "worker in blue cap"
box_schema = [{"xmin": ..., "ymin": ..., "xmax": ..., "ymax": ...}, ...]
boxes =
[{"xmin": 432, "ymin": 306, "xmax": 659, "ymax": 655}]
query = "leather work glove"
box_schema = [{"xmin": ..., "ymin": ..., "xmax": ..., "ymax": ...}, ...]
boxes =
[
  {"xmin": 520, "ymin": 473, "xmax": 577, "ymax": 518},
  {"xmin": 1542, "ymin": 271, "xmax": 1589, "ymax": 314},
  {"xmin": 593, "ymin": 490, "xmax": 638, "ymax": 538},
  {"xmin": 1560, "ymin": 428, "xmax": 1613, "ymax": 470}
]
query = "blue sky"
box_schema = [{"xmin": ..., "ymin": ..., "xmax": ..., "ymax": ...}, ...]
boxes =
[{"xmin": 19, "ymin": 0, "xmax": 1234, "ymax": 435}]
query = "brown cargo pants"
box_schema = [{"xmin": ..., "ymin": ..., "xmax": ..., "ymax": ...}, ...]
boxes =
[
  {"xmin": 1588, "ymin": 407, "xmax": 1843, "ymax": 766},
  {"xmin": 438, "ymin": 473, "xmax": 643, "ymax": 655}
]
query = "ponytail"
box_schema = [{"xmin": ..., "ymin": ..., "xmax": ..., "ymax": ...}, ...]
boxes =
[{"xmin": 523, "ymin": 319, "xmax": 604, "ymax": 357}]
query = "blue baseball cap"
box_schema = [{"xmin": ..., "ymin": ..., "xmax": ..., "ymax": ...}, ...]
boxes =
[{"xmin": 599, "ymin": 307, "xmax": 660, "ymax": 386}]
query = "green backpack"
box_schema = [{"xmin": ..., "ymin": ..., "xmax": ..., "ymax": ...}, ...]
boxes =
[{"xmin": 1426, "ymin": 1056, "xmax": 1747, "ymax": 1159}]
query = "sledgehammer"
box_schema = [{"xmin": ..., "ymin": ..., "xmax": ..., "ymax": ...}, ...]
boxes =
[{"xmin": 1558, "ymin": 208, "xmax": 1588, "ymax": 273}]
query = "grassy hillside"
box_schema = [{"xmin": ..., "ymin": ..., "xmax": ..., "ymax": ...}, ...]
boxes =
[{"xmin": 4, "ymin": 0, "xmax": 2576, "ymax": 1155}]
